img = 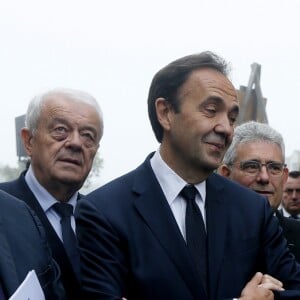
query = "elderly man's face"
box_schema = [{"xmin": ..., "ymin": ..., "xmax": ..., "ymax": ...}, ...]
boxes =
[{"xmin": 22, "ymin": 96, "xmax": 101, "ymax": 200}]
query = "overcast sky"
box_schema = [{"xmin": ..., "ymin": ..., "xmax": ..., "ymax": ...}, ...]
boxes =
[{"xmin": 1, "ymin": 0, "xmax": 300, "ymax": 186}]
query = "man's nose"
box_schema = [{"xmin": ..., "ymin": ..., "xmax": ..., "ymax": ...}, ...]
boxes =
[
  {"xmin": 292, "ymin": 189, "xmax": 298, "ymax": 199},
  {"xmin": 65, "ymin": 131, "xmax": 83, "ymax": 149},
  {"xmin": 256, "ymin": 165, "xmax": 270, "ymax": 183},
  {"xmin": 215, "ymin": 115, "xmax": 233, "ymax": 136}
]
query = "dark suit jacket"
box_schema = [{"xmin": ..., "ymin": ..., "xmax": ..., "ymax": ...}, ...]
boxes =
[
  {"xmin": 76, "ymin": 154, "xmax": 300, "ymax": 300},
  {"xmin": 275, "ymin": 210, "xmax": 300, "ymax": 262},
  {"xmin": 0, "ymin": 189, "xmax": 65, "ymax": 299},
  {"xmin": 0, "ymin": 173, "xmax": 80, "ymax": 300}
]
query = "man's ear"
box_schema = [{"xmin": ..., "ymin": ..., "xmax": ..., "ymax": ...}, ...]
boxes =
[
  {"xmin": 218, "ymin": 164, "xmax": 231, "ymax": 178},
  {"xmin": 155, "ymin": 97, "xmax": 173, "ymax": 131},
  {"xmin": 21, "ymin": 128, "xmax": 33, "ymax": 156}
]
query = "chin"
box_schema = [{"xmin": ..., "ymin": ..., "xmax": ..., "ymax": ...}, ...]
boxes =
[
  {"xmin": 201, "ymin": 161, "xmax": 219, "ymax": 172},
  {"xmin": 57, "ymin": 172, "xmax": 84, "ymax": 185}
]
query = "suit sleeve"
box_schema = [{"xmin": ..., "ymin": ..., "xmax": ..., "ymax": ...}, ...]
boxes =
[
  {"xmin": 76, "ymin": 198, "xmax": 126, "ymax": 300},
  {"xmin": 254, "ymin": 200, "xmax": 300, "ymax": 299}
]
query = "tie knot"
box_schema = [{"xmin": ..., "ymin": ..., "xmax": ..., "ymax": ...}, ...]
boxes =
[
  {"xmin": 53, "ymin": 202, "xmax": 74, "ymax": 218},
  {"xmin": 180, "ymin": 185, "xmax": 197, "ymax": 202}
]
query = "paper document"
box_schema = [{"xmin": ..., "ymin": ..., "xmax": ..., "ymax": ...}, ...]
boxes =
[{"xmin": 9, "ymin": 270, "xmax": 45, "ymax": 300}]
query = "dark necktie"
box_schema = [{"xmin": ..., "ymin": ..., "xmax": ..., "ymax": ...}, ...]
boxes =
[
  {"xmin": 290, "ymin": 214, "xmax": 299, "ymax": 220},
  {"xmin": 53, "ymin": 202, "xmax": 80, "ymax": 278},
  {"xmin": 180, "ymin": 185, "xmax": 208, "ymax": 294}
]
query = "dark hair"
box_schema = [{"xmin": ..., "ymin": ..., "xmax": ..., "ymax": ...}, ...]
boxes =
[
  {"xmin": 147, "ymin": 51, "xmax": 230, "ymax": 142},
  {"xmin": 289, "ymin": 171, "xmax": 300, "ymax": 178}
]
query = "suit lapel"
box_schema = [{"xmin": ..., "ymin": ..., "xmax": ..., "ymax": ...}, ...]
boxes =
[
  {"xmin": 15, "ymin": 176, "xmax": 69, "ymax": 260},
  {"xmin": 0, "ymin": 217, "xmax": 19, "ymax": 297},
  {"xmin": 205, "ymin": 174, "xmax": 228, "ymax": 300},
  {"xmin": 13, "ymin": 175, "xmax": 80, "ymax": 287},
  {"xmin": 132, "ymin": 158, "xmax": 207, "ymax": 300}
]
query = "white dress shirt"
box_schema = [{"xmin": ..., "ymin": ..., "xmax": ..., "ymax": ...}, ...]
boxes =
[
  {"xmin": 281, "ymin": 207, "xmax": 300, "ymax": 219},
  {"xmin": 25, "ymin": 165, "xmax": 78, "ymax": 241},
  {"xmin": 150, "ymin": 150, "xmax": 206, "ymax": 240}
]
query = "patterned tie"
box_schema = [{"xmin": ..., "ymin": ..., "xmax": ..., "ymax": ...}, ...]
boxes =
[
  {"xmin": 53, "ymin": 202, "xmax": 80, "ymax": 278},
  {"xmin": 180, "ymin": 185, "xmax": 208, "ymax": 294}
]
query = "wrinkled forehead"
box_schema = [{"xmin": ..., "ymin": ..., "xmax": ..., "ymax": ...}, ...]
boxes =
[
  {"xmin": 40, "ymin": 96, "xmax": 103, "ymax": 136},
  {"xmin": 286, "ymin": 176, "xmax": 300, "ymax": 186}
]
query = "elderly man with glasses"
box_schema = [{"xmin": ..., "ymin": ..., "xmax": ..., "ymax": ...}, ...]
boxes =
[{"xmin": 218, "ymin": 121, "xmax": 300, "ymax": 261}]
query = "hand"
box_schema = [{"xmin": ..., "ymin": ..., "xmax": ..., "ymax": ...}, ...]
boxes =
[
  {"xmin": 239, "ymin": 272, "xmax": 274, "ymax": 300},
  {"xmin": 258, "ymin": 274, "xmax": 284, "ymax": 292}
]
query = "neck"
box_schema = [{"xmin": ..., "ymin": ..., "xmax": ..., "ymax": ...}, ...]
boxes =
[{"xmin": 159, "ymin": 146, "xmax": 210, "ymax": 184}]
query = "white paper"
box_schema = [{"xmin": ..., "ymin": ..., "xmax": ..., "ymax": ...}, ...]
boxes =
[{"xmin": 9, "ymin": 270, "xmax": 45, "ymax": 300}]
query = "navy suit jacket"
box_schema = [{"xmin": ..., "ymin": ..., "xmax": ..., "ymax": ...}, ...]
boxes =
[
  {"xmin": 0, "ymin": 189, "xmax": 65, "ymax": 299},
  {"xmin": 275, "ymin": 211, "xmax": 300, "ymax": 262},
  {"xmin": 76, "ymin": 154, "xmax": 300, "ymax": 300},
  {"xmin": 0, "ymin": 173, "xmax": 80, "ymax": 300}
]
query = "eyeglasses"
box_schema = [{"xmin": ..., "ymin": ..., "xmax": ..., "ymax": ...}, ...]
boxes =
[
  {"xmin": 231, "ymin": 160, "xmax": 286, "ymax": 177},
  {"xmin": 284, "ymin": 188, "xmax": 300, "ymax": 196}
]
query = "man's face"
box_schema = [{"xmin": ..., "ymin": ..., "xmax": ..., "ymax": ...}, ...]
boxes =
[
  {"xmin": 22, "ymin": 96, "xmax": 101, "ymax": 196},
  {"xmin": 221, "ymin": 140, "xmax": 288, "ymax": 209},
  {"xmin": 158, "ymin": 68, "xmax": 239, "ymax": 182},
  {"xmin": 282, "ymin": 176, "xmax": 300, "ymax": 215}
]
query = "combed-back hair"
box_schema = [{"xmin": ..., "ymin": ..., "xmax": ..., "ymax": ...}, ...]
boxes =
[
  {"xmin": 223, "ymin": 121, "xmax": 285, "ymax": 165},
  {"xmin": 25, "ymin": 87, "xmax": 104, "ymax": 138}
]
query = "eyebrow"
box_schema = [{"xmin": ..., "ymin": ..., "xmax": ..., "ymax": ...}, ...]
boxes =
[{"xmin": 242, "ymin": 160, "xmax": 284, "ymax": 164}]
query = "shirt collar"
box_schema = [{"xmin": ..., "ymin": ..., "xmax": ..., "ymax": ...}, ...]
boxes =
[
  {"xmin": 150, "ymin": 149, "xmax": 206, "ymax": 205},
  {"xmin": 25, "ymin": 165, "xmax": 78, "ymax": 212},
  {"xmin": 281, "ymin": 207, "xmax": 300, "ymax": 219}
]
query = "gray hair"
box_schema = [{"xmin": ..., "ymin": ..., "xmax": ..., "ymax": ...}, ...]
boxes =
[
  {"xmin": 223, "ymin": 121, "xmax": 285, "ymax": 165},
  {"xmin": 25, "ymin": 87, "xmax": 104, "ymax": 138}
]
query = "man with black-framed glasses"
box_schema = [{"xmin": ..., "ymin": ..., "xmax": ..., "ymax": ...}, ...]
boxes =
[{"xmin": 219, "ymin": 121, "xmax": 300, "ymax": 261}]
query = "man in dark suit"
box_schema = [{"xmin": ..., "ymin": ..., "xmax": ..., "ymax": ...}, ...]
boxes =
[
  {"xmin": 0, "ymin": 88, "xmax": 103, "ymax": 300},
  {"xmin": 280, "ymin": 171, "xmax": 300, "ymax": 219},
  {"xmin": 0, "ymin": 189, "xmax": 65, "ymax": 299},
  {"xmin": 76, "ymin": 52, "xmax": 300, "ymax": 299},
  {"xmin": 219, "ymin": 121, "xmax": 300, "ymax": 262}
]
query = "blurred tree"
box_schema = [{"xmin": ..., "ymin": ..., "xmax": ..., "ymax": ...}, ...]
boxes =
[
  {"xmin": 0, "ymin": 161, "xmax": 26, "ymax": 181},
  {"xmin": 84, "ymin": 153, "xmax": 103, "ymax": 189}
]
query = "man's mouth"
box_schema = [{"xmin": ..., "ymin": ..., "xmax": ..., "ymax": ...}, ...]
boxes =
[
  {"xmin": 59, "ymin": 158, "xmax": 81, "ymax": 166},
  {"xmin": 254, "ymin": 190, "xmax": 273, "ymax": 196},
  {"xmin": 207, "ymin": 142, "xmax": 225, "ymax": 150}
]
